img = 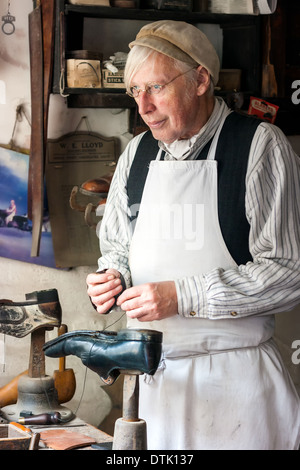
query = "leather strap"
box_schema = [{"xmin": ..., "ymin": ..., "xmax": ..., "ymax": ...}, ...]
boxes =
[
  {"xmin": 28, "ymin": 0, "xmax": 55, "ymax": 257},
  {"xmin": 28, "ymin": 3, "xmax": 44, "ymax": 256}
]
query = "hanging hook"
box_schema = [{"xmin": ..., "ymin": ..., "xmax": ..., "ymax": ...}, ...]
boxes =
[{"xmin": 2, "ymin": 0, "xmax": 16, "ymax": 35}]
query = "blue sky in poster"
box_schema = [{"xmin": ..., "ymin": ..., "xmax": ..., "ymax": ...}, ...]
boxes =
[
  {"xmin": 0, "ymin": 147, "xmax": 56, "ymax": 268},
  {"xmin": 0, "ymin": 147, "xmax": 29, "ymax": 216}
]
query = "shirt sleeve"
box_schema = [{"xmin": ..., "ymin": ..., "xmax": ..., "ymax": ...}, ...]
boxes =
[
  {"xmin": 97, "ymin": 132, "xmax": 145, "ymax": 288},
  {"xmin": 176, "ymin": 123, "xmax": 300, "ymax": 319}
]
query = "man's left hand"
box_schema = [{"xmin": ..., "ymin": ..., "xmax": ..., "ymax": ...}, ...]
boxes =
[{"xmin": 116, "ymin": 281, "xmax": 178, "ymax": 322}]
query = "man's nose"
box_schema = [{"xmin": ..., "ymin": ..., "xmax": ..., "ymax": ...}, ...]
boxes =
[{"xmin": 137, "ymin": 91, "xmax": 155, "ymax": 114}]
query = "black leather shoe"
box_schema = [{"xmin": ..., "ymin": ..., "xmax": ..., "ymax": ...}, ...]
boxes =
[
  {"xmin": 0, "ymin": 289, "xmax": 62, "ymax": 338},
  {"xmin": 43, "ymin": 329, "xmax": 163, "ymax": 385}
]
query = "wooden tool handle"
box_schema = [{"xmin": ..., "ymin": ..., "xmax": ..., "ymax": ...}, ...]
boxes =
[
  {"xmin": 58, "ymin": 324, "xmax": 67, "ymax": 371},
  {"xmin": 19, "ymin": 412, "xmax": 61, "ymax": 426}
]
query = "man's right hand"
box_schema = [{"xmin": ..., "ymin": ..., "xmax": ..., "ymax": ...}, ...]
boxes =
[{"xmin": 86, "ymin": 268, "xmax": 123, "ymax": 314}]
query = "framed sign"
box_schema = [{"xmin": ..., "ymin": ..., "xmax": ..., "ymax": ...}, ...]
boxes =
[{"xmin": 46, "ymin": 130, "xmax": 118, "ymax": 268}]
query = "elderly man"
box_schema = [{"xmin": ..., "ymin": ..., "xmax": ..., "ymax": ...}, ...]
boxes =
[{"xmin": 86, "ymin": 20, "xmax": 300, "ymax": 450}]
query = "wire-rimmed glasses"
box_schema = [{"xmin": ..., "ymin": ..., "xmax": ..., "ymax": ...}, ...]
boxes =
[{"xmin": 126, "ymin": 67, "xmax": 196, "ymax": 98}]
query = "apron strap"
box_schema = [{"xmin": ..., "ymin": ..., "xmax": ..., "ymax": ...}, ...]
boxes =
[
  {"xmin": 127, "ymin": 131, "xmax": 158, "ymax": 222},
  {"xmin": 216, "ymin": 112, "xmax": 261, "ymax": 265}
]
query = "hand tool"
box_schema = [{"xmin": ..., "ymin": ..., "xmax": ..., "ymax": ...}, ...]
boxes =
[{"xmin": 18, "ymin": 412, "xmax": 61, "ymax": 425}]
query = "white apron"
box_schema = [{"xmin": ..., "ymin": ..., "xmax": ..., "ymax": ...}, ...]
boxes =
[{"xmin": 128, "ymin": 125, "xmax": 300, "ymax": 450}]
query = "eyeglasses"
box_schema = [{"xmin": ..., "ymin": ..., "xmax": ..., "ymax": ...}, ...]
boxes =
[{"xmin": 126, "ymin": 67, "xmax": 196, "ymax": 99}]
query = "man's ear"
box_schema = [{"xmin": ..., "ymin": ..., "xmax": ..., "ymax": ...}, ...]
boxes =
[{"xmin": 196, "ymin": 66, "xmax": 211, "ymax": 96}]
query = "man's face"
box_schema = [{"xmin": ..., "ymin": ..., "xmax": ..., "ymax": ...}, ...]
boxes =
[{"xmin": 131, "ymin": 54, "xmax": 203, "ymax": 144}]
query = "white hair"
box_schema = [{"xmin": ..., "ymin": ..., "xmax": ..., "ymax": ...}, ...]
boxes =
[{"xmin": 124, "ymin": 45, "xmax": 214, "ymax": 98}]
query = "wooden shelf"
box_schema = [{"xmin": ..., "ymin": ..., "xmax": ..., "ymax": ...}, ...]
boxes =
[
  {"xmin": 53, "ymin": 1, "xmax": 261, "ymax": 108},
  {"xmin": 65, "ymin": 89, "xmax": 135, "ymax": 108},
  {"xmin": 65, "ymin": 4, "xmax": 258, "ymax": 25}
]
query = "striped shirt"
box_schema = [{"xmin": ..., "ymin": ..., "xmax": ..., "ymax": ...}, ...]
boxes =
[{"xmin": 97, "ymin": 98, "xmax": 300, "ymax": 319}]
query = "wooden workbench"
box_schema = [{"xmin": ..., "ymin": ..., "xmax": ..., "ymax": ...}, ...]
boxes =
[{"xmin": 27, "ymin": 416, "xmax": 113, "ymax": 450}]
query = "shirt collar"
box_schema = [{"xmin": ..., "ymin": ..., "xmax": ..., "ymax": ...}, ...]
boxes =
[{"xmin": 159, "ymin": 97, "xmax": 230, "ymax": 160}]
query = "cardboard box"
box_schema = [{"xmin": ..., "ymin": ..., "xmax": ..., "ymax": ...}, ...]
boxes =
[
  {"xmin": 102, "ymin": 69, "xmax": 125, "ymax": 89},
  {"xmin": 248, "ymin": 97, "xmax": 279, "ymax": 124},
  {"xmin": 67, "ymin": 59, "xmax": 102, "ymax": 88}
]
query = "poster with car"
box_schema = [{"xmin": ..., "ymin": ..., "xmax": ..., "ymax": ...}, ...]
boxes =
[{"xmin": 0, "ymin": 146, "xmax": 56, "ymax": 268}]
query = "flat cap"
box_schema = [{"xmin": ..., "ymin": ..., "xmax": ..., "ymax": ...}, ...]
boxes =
[{"xmin": 129, "ymin": 20, "xmax": 220, "ymax": 85}]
